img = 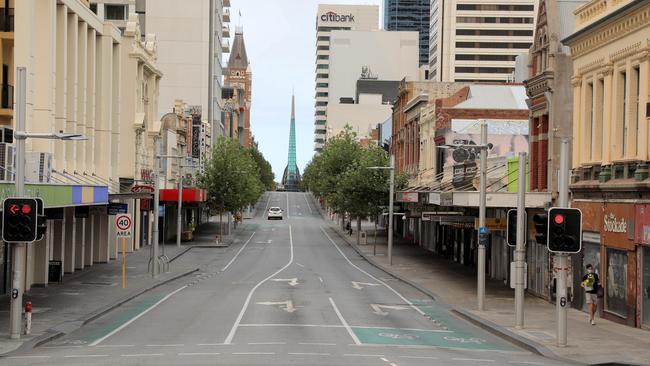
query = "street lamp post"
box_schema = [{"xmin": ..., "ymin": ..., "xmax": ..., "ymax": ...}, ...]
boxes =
[
  {"xmin": 368, "ymin": 154, "xmax": 395, "ymax": 265},
  {"xmin": 176, "ymin": 158, "xmax": 196, "ymax": 248},
  {"xmin": 9, "ymin": 67, "xmax": 87, "ymax": 339}
]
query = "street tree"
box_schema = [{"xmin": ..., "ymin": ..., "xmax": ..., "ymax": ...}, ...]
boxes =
[
  {"xmin": 198, "ymin": 137, "xmax": 263, "ymax": 235},
  {"xmin": 249, "ymin": 144, "xmax": 275, "ymax": 191}
]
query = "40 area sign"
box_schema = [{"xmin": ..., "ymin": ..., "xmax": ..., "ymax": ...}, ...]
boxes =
[{"xmin": 115, "ymin": 213, "xmax": 132, "ymax": 238}]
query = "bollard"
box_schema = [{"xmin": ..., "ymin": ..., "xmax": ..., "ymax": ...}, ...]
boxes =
[{"xmin": 24, "ymin": 301, "xmax": 32, "ymax": 335}]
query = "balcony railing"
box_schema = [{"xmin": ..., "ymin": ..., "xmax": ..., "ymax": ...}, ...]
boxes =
[
  {"xmin": 0, "ymin": 8, "xmax": 14, "ymax": 32},
  {"xmin": 1, "ymin": 84, "xmax": 13, "ymax": 109}
]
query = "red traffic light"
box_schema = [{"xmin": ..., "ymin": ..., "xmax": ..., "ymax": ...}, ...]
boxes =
[
  {"xmin": 553, "ymin": 214, "xmax": 565, "ymax": 225},
  {"xmin": 8, "ymin": 204, "xmax": 19, "ymax": 215},
  {"xmin": 21, "ymin": 204, "xmax": 32, "ymax": 215}
]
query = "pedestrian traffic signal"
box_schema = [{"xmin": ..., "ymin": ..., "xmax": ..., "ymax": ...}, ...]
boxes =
[
  {"xmin": 2, "ymin": 198, "xmax": 39, "ymax": 243},
  {"xmin": 533, "ymin": 212, "xmax": 548, "ymax": 245},
  {"xmin": 547, "ymin": 207, "xmax": 582, "ymax": 253}
]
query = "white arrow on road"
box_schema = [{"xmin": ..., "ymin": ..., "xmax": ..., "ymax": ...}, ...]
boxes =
[
  {"xmin": 272, "ymin": 278, "xmax": 299, "ymax": 286},
  {"xmin": 256, "ymin": 301, "xmax": 296, "ymax": 313},
  {"xmin": 351, "ymin": 281, "xmax": 380, "ymax": 290},
  {"xmin": 370, "ymin": 304, "xmax": 408, "ymax": 316}
]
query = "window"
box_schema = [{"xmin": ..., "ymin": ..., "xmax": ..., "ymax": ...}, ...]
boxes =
[
  {"xmin": 105, "ymin": 5, "xmax": 127, "ymax": 20},
  {"xmin": 317, "ymin": 36, "xmax": 330, "ymax": 41},
  {"xmin": 317, "ymin": 55, "xmax": 329, "ymax": 60},
  {"xmin": 587, "ymin": 82, "xmax": 594, "ymax": 160},
  {"xmin": 606, "ymin": 249, "xmax": 628, "ymax": 318},
  {"xmin": 316, "ymin": 73, "xmax": 328, "ymax": 79},
  {"xmin": 595, "ymin": 78, "xmax": 605, "ymax": 161},
  {"xmin": 89, "ymin": 3, "xmax": 98, "ymax": 14},
  {"xmin": 633, "ymin": 66, "xmax": 640, "ymax": 157},
  {"xmin": 455, "ymin": 54, "xmax": 517, "ymax": 61},
  {"xmin": 455, "ymin": 42, "xmax": 532, "ymax": 49},
  {"xmin": 316, "ymin": 83, "xmax": 328, "ymax": 88},
  {"xmin": 316, "ymin": 64, "xmax": 328, "ymax": 70},
  {"xmin": 620, "ymin": 71, "xmax": 628, "ymax": 157}
]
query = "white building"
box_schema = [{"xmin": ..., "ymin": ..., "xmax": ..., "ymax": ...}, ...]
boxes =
[
  {"xmin": 429, "ymin": 0, "xmax": 536, "ymax": 82},
  {"xmin": 314, "ymin": 4, "xmax": 379, "ymax": 152}
]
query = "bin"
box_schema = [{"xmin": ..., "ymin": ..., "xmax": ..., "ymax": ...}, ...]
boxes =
[
  {"xmin": 48, "ymin": 260, "xmax": 63, "ymax": 283},
  {"xmin": 360, "ymin": 231, "xmax": 368, "ymax": 245}
]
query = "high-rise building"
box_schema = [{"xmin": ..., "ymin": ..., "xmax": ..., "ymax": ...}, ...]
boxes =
[
  {"xmin": 224, "ymin": 26, "xmax": 252, "ymax": 148},
  {"xmin": 313, "ymin": 4, "xmax": 379, "ymax": 152},
  {"xmin": 429, "ymin": 0, "xmax": 536, "ymax": 82},
  {"xmin": 384, "ymin": 0, "xmax": 430, "ymax": 67}
]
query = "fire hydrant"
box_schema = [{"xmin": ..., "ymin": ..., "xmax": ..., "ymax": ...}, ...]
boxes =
[{"xmin": 24, "ymin": 301, "xmax": 32, "ymax": 335}]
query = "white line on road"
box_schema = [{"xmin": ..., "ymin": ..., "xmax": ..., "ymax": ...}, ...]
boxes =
[
  {"xmin": 400, "ymin": 356, "xmax": 440, "ymax": 360},
  {"xmin": 319, "ymin": 277, "xmax": 323, "ymax": 283},
  {"xmin": 64, "ymin": 354, "xmax": 109, "ymax": 358},
  {"xmin": 221, "ymin": 232, "xmax": 256, "ymax": 272},
  {"xmin": 248, "ymin": 342, "xmax": 286, "ymax": 345},
  {"xmin": 289, "ymin": 352, "xmax": 331, "ymax": 356},
  {"xmin": 6, "ymin": 356, "xmax": 51, "ymax": 359},
  {"xmin": 178, "ymin": 352, "xmax": 221, "ymax": 356},
  {"xmin": 145, "ymin": 344, "xmax": 185, "ymax": 347},
  {"xmin": 353, "ymin": 325, "xmax": 452, "ymax": 332},
  {"xmin": 303, "ymin": 193, "xmax": 313, "ymax": 213},
  {"xmin": 320, "ymin": 227, "xmax": 426, "ymax": 316},
  {"xmin": 122, "ymin": 353, "xmax": 164, "ymax": 357},
  {"xmin": 343, "ymin": 354, "xmax": 385, "ymax": 357},
  {"xmin": 232, "ymin": 352, "xmax": 275, "ymax": 355},
  {"xmin": 89, "ymin": 285, "xmax": 188, "ymax": 346},
  {"xmin": 381, "ymin": 357, "xmax": 389, "ymax": 362},
  {"xmin": 452, "ymin": 358, "xmax": 495, "ymax": 362},
  {"xmin": 95, "ymin": 345, "xmax": 134, "ymax": 348},
  {"xmin": 239, "ymin": 323, "xmax": 343, "ymax": 328},
  {"xmin": 224, "ymin": 225, "xmax": 294, "ymax": 344},
  {"xmin": 298, "ymin": 342, "xmax": 337, "ymax": 346},
  {"xmin": 329, "ymin": 297, "xmax": 361, "ymax": 345},
  {"xmin": 296, "ymin": 262, "xmax": 305, "ymax": 267}
]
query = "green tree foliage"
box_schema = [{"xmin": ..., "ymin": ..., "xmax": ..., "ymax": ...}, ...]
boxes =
[
  {"xmin": 198, "ymin": 137, "xmax": 263, "ymax": 213},
  {"xmin": 249, "ymin": 145, "xmax": 275, "ymax": 191}
]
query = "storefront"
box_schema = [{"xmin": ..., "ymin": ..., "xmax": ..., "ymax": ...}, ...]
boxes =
[{"xmin": 635, "ymin": 204, "xmax": 650, "ymax": 329}]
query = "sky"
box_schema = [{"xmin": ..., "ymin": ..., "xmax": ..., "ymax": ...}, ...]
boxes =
[{"xmin": 229, "ymin": 0, "xmax": 383, "ymax": 180}]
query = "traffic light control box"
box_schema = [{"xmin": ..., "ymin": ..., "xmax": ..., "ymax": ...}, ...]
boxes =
[{"xmin": 2, "ymin": 198, "xmax": 39, "ymax": 243}]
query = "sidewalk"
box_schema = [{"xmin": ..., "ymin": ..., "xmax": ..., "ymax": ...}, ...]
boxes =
[
  {"xmin": 326, "ymin": 217, "xmax": 650, "ymax": 365},
  {"xmin": 0, "ymin": 217, "xmax": 246, "ymax": 356}
]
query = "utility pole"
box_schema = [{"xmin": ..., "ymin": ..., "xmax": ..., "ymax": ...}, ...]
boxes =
[
  {"xmin": 515, "ymin": 152, "xmax": 527, "ymax": 328},
  {"xmin": 151, "ymin": 139, "xmax": 160, "ymax": 278},
  {"xmin": 388, "ymin": 154, "xmax": 395, "ymax": 266},
  {"xmin": 176, "ymin": 173, "xmax": 183, "ymax": 248},
  {"xmin": 556, "ymin": 138, "xmax": 570, "ymax": 346},
  {"xmin": 477, "ymin": 120, "xmax": 488, "ymax": 311},
  {"xmin": 10, "ymin": 67, "xmax": 27, "ymax": 339}
]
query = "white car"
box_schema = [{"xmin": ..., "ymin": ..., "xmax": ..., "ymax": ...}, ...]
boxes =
[{"xmin": 267, "ymin": 207, "xmax": 283, "ymax": 220}]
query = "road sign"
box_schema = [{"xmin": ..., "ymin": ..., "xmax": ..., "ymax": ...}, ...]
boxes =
[
  {"xmin": 107, "ymin": 203, "xmax": 128, "ymax": 215},
  {"xmin": 506, "ymin": 209, "xmax": 527, "ymax": 247},
  {"xmin": 115, "ymin": 213, "xmax": 132, "ymax": 238},
  {"xmin": 2, "ymin": 198, "xmax": 39, "ymax": 243}
]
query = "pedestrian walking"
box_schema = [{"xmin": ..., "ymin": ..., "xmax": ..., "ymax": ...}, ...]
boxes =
[
  {"xmin": 346, "ymin": 221, "xmax": 352, "ymax": 236},
  {"xmin": 581, "ymin": 264, "xmax": 600, "ymax": 325}
]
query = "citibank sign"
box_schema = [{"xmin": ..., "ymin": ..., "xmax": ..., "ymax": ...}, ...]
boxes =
[{"xmin": 321, "ymin": 11, "xmax": 355, "ymax": 22}]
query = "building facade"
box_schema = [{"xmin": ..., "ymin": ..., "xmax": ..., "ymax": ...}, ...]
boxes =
[
  {"xmin": 224, "ymin": 26, "xmax": 252, "ymax": 148},
  {"xmin": 429, "ymin": 0, "xmax": 536, "ymax": 82},
  {"xmin": 563, "ymin": 0, "xmax": 650, "ymax": 328},
  {"xmin": 313, "ymin": 4, "xmax": 379, "ymax": 152},
  {"xmin": 384, "ymin": 0, "xmax": 430, "ymax": 67}
]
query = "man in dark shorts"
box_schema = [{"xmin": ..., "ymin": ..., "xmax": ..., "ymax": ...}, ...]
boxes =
[{"xmin": 581, "ymin": 264, "xmax": 600, "ymax": 325}]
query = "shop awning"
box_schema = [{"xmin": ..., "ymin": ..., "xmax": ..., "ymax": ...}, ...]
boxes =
[
  {"xmin": 159, "ymin": 188, "xmax": 207, "ymax": 203},
  {"xmin": 428, "ymin": 191, "xmax": 551, "ymax": 208}
]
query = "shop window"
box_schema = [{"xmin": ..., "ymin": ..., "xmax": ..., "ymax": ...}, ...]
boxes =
[{"xmin": 606, "ymin": 248, "xmax": 628, "ymax": 318}]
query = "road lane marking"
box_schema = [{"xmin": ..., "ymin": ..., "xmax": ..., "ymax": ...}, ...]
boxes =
[
  {"xmin": 64, "ymin": 354, "xmax": 109, "ymax": 358},
  {"xmin": 353, "ymin": 326, "xmax": 451, "ymax": 332},
  {"xmin": 96, "ymin": 345, "xmax": 135, "ymax": 348},
  {"xmin": 344, "ymin": 354, "xmax": 385, "ymax": 357},
  {"xmin": 248, "ymin": 342, "xmax": 286, "ymax": 345},
  {"xmin": 351, "ymin": 281, "xmax": 380, "ymax": 290},
  {"xmin": 6, "ymin": 356, "xmax": 51, "ymax": 359},
  {"xmin": 298, "ymin": 342, "xmax": 336, "ymax": 346},
  {"xmin": 289, "ymin": 352, "xmax": 331, "ymax": 356},
  {"xmin": 239, "ymin": 323, "xmax": 343, "ymax": 328},
  {"xmin": 296, "ymin": 262, "xmax": 305, "ymax": 268},
  {"xmin": 370, "ymin": 304, "xmax": 408, "ymax": 316},
  {"xmin": 400, "ymin": 356, "xmax": 440, "ymax": 360},
  {"xmin": 89, "ymin": 285, "xmax": 188, "ymax": 346},
  {"xmin": 319, "ymin": 277, "xmax": 324, "ymax": 283},
  {"xmin": 452, "ymin": 358, "xmax": 495, "ymax": 362},
  {"xmin": 224, "ymin": 225, "xmax": 294, "ymax": 344},
  {"xmin": 271, "ymin": 278, "xmax": 299, "ymax": 286},
  {"xmin": 221, "ymin": 232, "xmax": 256, "ymax": 272},
  {"xmin": 329, "ymin": 297, "xmax": 361, "ymax": 345},
  {"xmin": 320, "ymin": 227, "xmax": 426, "ymax": 316},
  {"xmin": 145, "ymin": 344, "xmax": 184, "ymax": 347},
  {"xmin": 122, "ymin": 353, "xmax": 164, "ymax": 357},
  {"xmin": 179, "ymin": 352, "xmax": 221, "ymax": 356},
  {"xmin": 303, "ymin": 193, "xmax": 313, "ymax": 213},
  {"xmin": 381, "ymin": 357, "xmax": 389, "ymax": 362},
  {"xmin": 233, "ymin": 352, "xmax": 275, "ymax": 355}
]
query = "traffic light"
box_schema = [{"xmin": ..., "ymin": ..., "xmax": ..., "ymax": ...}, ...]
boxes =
[
  {"xmin": 506, "ymin": 209, "xmax": 527, "ymax": 247},
  {"xmin": 35, "ymin": 198, "xmax": 46, "ymax": 241},
  {"xmin": 547, "ymin": 207, "xmax": 582, "ymax": 253},
  {"xmin": 2, "ymin": 198, "xmax": 39, "ymax": 243},
  {"xmin": 533, "ymin": 212, "xmax": 548, "ymax": 246}
]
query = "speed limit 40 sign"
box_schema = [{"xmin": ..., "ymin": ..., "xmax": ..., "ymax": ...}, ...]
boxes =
[{"xmin": 115, "ymin": 213, "xmax": 132, "ymax": 238}]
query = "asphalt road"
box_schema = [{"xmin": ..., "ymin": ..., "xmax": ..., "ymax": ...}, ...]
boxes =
[{"xmin": 0, "ymin": 192, "xmax": 570, "ymax": 366}]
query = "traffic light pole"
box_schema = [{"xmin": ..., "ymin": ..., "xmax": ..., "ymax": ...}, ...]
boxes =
[
  {"xmin": 556, "ymin": 138, "xmax": 570, "ymax": 346},
  {"xmin": 9, "ymin": 67, "xmax": 27, "ymax": 339},
  {"xmin": 477, "ymin": 121, "xmax": 487, "ymax": 311},
  {"xmin": 515, "ymin": 152, "xmax": 526, "ymax": 328}
]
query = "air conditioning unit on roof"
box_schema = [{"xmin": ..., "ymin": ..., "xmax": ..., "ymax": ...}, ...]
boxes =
[
  {"xmin": 25, "ymin": 152, "xmax": 52, "ymax": 183},
  {"xmin": 0, "ymin": 142, "xmax": 15, "ymax": 181}
]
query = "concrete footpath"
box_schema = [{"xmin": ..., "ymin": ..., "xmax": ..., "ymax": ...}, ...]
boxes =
[
  {"xmin": 326, "ymin": 216, "xmax": 650, "ymax": 365},
  {"xmin": 0, "ymin": 218, "xmax": 247, "ymax": 356}
]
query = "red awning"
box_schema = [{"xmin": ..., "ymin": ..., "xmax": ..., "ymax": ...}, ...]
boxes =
[{"xmin": 159, "ymin": 188, "xmax": 207, "ymax": 203}]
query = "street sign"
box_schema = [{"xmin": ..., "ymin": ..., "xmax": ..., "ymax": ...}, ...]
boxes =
[
  {"xmin": 115, "ymin": 213, "xmax": 132, "ymax": 238},
  {"xmin": 107, "ymin": 203, "xmax": 128, "ymax": 215},
  {"xmin": 2, "ymin": 198, "xmax": 38, "ymax": 243}
]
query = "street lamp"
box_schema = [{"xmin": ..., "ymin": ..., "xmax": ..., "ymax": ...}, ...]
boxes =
[
  {"xmin": 437, "ymin": 120, "xmax": 489, "ymax": 311},
  {"xmin": 9, "ymin": 67, "xmax": 88, "ymax": 339},
  {"xmin": 368, "ymin": 155, "xmax": 395, "ymax": 265}
]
